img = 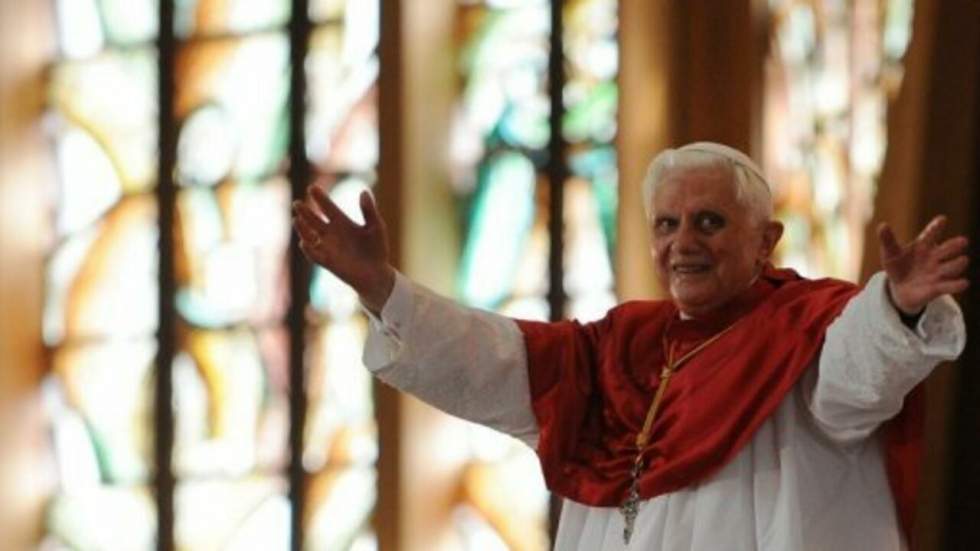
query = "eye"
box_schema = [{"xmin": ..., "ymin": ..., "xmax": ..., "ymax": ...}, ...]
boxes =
[
  {"xmin": 696, "ymin": 212, "xmax": 726, "ymax": 233},
  {"xmin": 653, "ymin": 217, "xmax": 678, "ymax": 234}
]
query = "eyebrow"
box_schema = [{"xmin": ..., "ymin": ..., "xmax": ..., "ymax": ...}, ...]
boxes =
[{"xmin": 652, "ymin": 209, "xmax": 726, "ymax": 219}]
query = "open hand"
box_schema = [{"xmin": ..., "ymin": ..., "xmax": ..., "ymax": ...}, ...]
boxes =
[
  {"xmin": 878, "ymin": 215, "xmax": 969, "ymax": 316},
  {"xmin": 292, "ymin": 186, "xmax": 395, "ymax": 314}
]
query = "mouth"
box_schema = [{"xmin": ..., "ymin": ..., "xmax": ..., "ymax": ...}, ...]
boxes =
[{"xmin": 671, "ymin": 262, "xmax": 712, "ymax": 275}]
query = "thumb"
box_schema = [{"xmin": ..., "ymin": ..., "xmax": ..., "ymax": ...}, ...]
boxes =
[{"xmin": 878, "ymin": 223, "xmax": 903, "ymax": 261}]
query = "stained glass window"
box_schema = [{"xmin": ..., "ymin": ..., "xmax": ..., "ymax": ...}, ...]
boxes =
[
  {"xmin": 42, "ymin": 3, "xmax": 161, "ymax": 547},
  {"xmin": 451, "ymin": 0, "xmax": 619, "ymax": 548},
  {"xmin": 763, "ymin": 0, "xmax": 915, "ymax": 280},
  {"xmin": 41, "ymin": 1, "xmax": 379, "ymax": 549},
  {"xmin": 562, "ymin": 0, "xmax": 618, "ymax": 321}
]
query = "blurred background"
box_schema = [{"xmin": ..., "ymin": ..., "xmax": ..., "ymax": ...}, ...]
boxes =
[{"xmin": 0, "ymin": 0, "xmax": 977, "ymax": 550}]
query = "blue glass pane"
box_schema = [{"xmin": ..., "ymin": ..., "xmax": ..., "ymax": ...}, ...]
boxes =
[
  {"xmin": 569, "ymin": 147, "xmax": 618, "ymax": 254},
  {"xmin": 458, "ymin": 152, "xmax": 537, "ymax": 310},
  {"xmin": 453, "ymin": 1, "xmax": 552, "ymax": 175}
]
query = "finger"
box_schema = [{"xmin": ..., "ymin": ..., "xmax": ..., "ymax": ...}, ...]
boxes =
[
  {"xmin": 293, "ymin": 213, "xmax": 322, "ymax": 243},
  {"xmin": 309, "ymin": 186, "xmax": 354, "ymax": 228},
  {"xmin": 360, "ymin": 190, "xmax": 383, "ymax": 230},
  {"xmin": 878, "ymin": 223, "xmax": 903, "ymax": 260},
  {"xmin": 935, "ymin": 255, "xmax": 969, "ymax": 279},
  {"xmin": 933, "ymin": 278, "xmax": 969, "ymax": 296},
  {"xmin": 918, "ymin": 215, "xmax": 947, "ymax": 246},
  {"xmin": 932, "ymin": 235, "xmax": 969, "ymax": 262},
  {"xmin": 294, "ymin": 202, "xmax": 330, "ymax": 233}
]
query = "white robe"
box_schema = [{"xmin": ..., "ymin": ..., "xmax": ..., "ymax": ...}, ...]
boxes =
[{"xmin": 362, "ymin": 272, "xmax": 965, "ymax": 551}]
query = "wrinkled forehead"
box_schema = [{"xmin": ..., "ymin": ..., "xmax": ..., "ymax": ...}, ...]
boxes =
[{"xmin": 652, "ymin": 165, "xmax": 742, "ymax": 212}]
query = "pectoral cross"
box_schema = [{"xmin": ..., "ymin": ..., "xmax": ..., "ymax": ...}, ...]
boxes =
[
  {"xmin": 621, "ymin": 363, "xmax": 674, "ymax": 545},
  {"xmin": 620, "ymin": 456, "xmax": 644, "ymax": 545}
]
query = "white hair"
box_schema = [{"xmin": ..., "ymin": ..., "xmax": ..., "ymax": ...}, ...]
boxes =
[{"xmin": 642, "ymin": 142, "xmax": 773, "ymax": 224}]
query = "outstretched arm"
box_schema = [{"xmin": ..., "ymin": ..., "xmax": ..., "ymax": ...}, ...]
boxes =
[
  {"xmin": 808, "ymin": 216, "xmax": 968, "ymax": 443},
  {"xmin": 291, "ymin": 185, "xmax": 539, "ymax": 444}
]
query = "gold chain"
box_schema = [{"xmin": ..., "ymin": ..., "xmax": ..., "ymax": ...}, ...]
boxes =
[{"xmin": 634, "ymin": 320, "xmax": 738, "ymax": 449}]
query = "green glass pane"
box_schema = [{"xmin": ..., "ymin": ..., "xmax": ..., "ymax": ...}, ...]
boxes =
[
  {"xmin": 304, "ymin": 318, "xmax": 377, "ymax": 472},
  {"xmin": 175, "ymin": 33, "xmax": 290, "ymax": 182},
  {"xmin": 174, "ymin": 179, "xmax": 290, "ymax": 328},
  {"xmin": 562, "ymin": 0, "xmax": 618, "ymax": 144},
  {"xmin": 44, "ymin": 485, "xmax": 157, "ymax": 550},
  {"xmin": 453, "ymin": 2, "xmax": 552, "ymax": 169},
  {"xmin": 43, "ymin": 195, "xmax": 159, "ymax": 345},
  {"xmin": 306, "ymin": 26, "xmax": 379, "ymax": 174},
  {"xmin": 175, "ymin": 477, "xmax": 290, "ymax": 550},
  {"xmin": 46, "ymin": 341, "xmax": 156, "ymax": 485},
  {"xmin": 173, "ymin": 327, "xmax": 289, "ymax": 477},
  {"xmin": 54, "ymin": 0, "xmax": 158, "ymax": 58},
  {"xmin": 174, "ymin": 0, "xmax": 291, "ymax": 37},
  {"xmin": 458, "ymin": 152, "xmax": 537, "ymax": 310},
  {"xmin": 48, "ymin": 50, "xmax": 158, "ymax": 193},
  {"xmin": 562, "ymin": 80, "xmax": 617, "ymax": 144},
  {"xmin": 305, "ymin": 467, "xmax": 376, "ymax": 551}
]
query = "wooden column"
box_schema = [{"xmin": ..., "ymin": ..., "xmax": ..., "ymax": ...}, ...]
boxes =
[
  {"xmin": 380, "ymin": 1, "xmax": 466, "ymax": 549},
  {"xmin": 0, "ymin": 2, "xmax": 56, "ymax": 549},
  {"xmin": 617, "ymin": 0, "xmax": 763, "ymax": 300}
]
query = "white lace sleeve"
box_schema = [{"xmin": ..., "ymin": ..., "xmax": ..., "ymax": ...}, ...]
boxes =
[
  {"xmin": 361, "ymin": 271, "xmax": 539, "ymax": 447},
  {"xmin": 808, "ymin": 271, "xmax": 966, "ymax": 443}
]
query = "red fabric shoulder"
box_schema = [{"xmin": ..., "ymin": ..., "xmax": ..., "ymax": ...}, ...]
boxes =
[
  {"xmin": 514, "ymin": 269, "xmax": 921, "ymax": 542},
  {"xmin": 515, "ymin": 273, "xmax": 851, "ymax": 498}
]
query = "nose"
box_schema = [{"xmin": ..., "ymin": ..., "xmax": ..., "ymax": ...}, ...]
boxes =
[{"xmin": 673, "ymin": 219, "xmax": 700, "ymax": 252}]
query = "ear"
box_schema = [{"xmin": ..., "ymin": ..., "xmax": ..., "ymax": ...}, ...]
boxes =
[{"xmin": 757, "ymin": 221, "xmax": 783, "ymax": 263}]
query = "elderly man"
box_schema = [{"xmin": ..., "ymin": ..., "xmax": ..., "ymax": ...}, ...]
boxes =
[{"xmin": 292, "ymin": 142, "xmax": 968, "ymax": 550}]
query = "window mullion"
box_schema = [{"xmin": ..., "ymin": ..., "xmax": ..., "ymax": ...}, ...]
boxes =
[
  {"xmin": 154, "ymin": 0, "xmax": 178, "ymax": 550},
  {"xmin": 286, "ymin": 1, "xmax": 313, "ymax": 550},
  {"xmin": 547, "ymin": 0, "xmax": 569, "ymax": 323}
]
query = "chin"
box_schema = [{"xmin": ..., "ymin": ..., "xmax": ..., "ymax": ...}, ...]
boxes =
[{"xmin": 670, "ymin": 287, "xmax": 726, "ymax": 314}]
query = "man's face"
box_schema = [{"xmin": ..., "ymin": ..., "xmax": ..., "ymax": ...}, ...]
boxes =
[{"xmin": 649, "ymin": 166, "xmax": 781, "ymax": 317}]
